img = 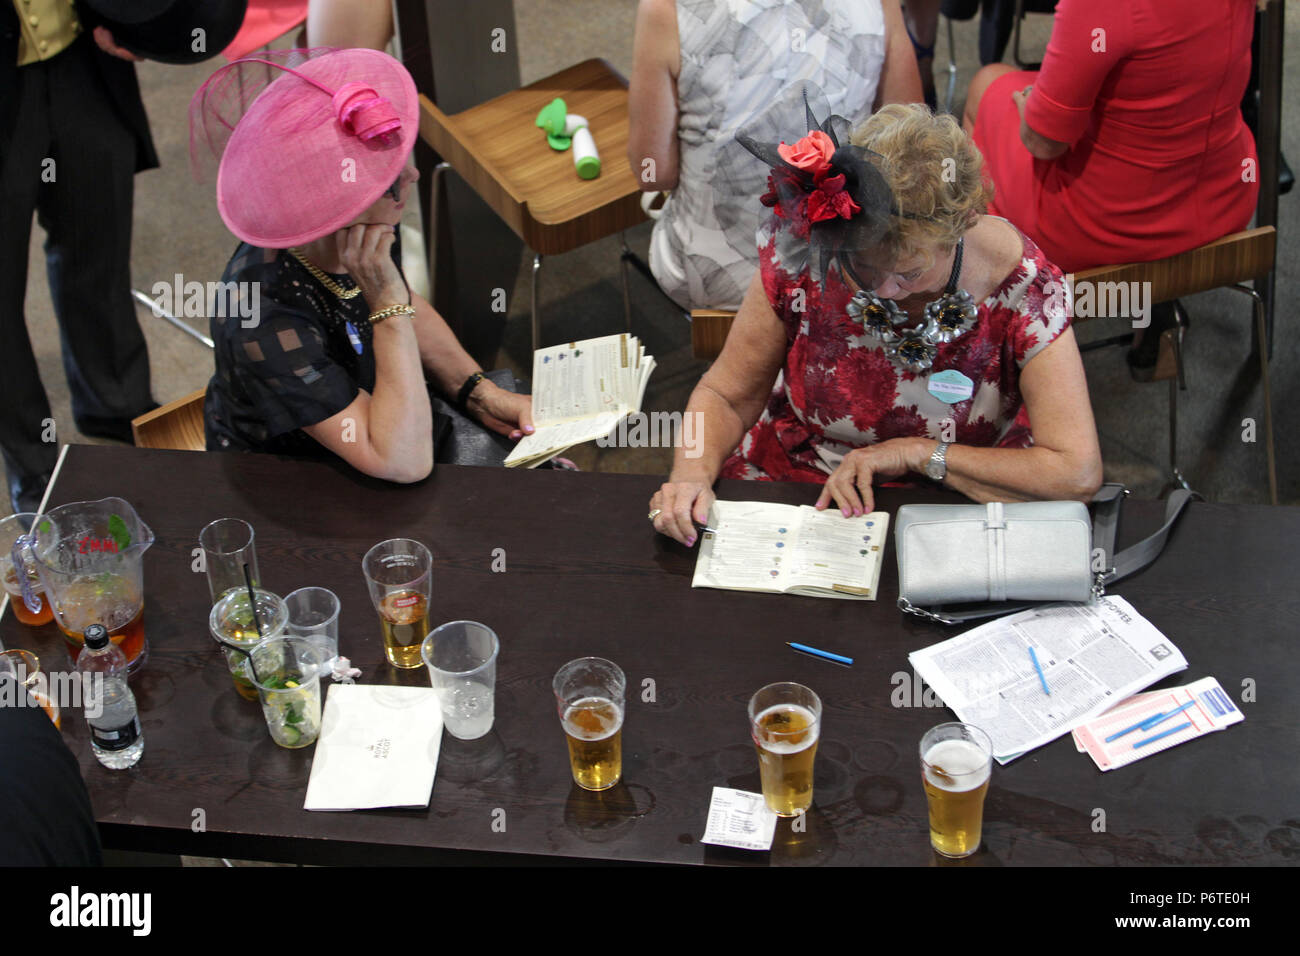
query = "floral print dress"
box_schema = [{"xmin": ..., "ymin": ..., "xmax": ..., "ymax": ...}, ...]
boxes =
[{"xmin": 720, "ymin": 215, "xmax": 1071, "ymax": 482}]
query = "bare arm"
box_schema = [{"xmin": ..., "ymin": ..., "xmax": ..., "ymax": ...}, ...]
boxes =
[
  {"xmin": 406, "ymin": 290, "xmax": 534, "ymax": 438},
  {"xmin": 627, "ymin": 0, "xmax": 681, "ymax": 191},
  {"xmin": 651, "ymin": 271, "xmax": 787, "ymax": 543},
  {"xmin": 942, "ymin": 327, "xmax": 1103, "ymax": 501},
  {"xmin": 1014, "ymin": 87, "xmax": 1069, "ymax": 160},
  {"xmin": 307, "ymin": 0, "xmax": 394, "ymax": 50},
  {"xmin": 875, "ymin": 0, "xmax": 925, "ymax": 110},
  {"xmin": 816, "ymin": 328, "xmax": 1102, "ymax": 514},
  {"xmin": 302, "ymin": 315, "xmax": 433, "ymax": 483}
]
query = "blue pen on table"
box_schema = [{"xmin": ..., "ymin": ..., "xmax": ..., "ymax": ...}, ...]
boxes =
[
  {"xmin": 787, "ymin": 642, "xmax": 854, "ymax": 666},
  {"xmin": 1139, "ymin": 699, "xmax": 1196, "ymax": 731},
  {"xmin": 1028, "ymin": 646, "xmax": 1050, "ymax": 695},
  {"xmin": 1132, "ymin": 720, "xmax": 1193, "ymax": 749},
  {"xmin": 1104, "ymin": 699, "xmax": 1196, "ymax": 743}
]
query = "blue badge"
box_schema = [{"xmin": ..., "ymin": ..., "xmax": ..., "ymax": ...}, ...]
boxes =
[
  {"xmin": 927, "ymin": 369, "xmax": 974, "ymax": 404},
  {"xmin": 346, "ymin": 321, "xmax": 363, "ymax": 355}
]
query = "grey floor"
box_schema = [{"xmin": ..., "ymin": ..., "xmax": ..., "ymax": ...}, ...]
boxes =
[{"xmin": 13, "ymin": 3, "xmax": 1297, "ymax": 504}]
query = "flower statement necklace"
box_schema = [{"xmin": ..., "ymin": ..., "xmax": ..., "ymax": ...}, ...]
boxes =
[{"xmin": 845, "ymin": 237, "xmax": 978, "ymax": 373}]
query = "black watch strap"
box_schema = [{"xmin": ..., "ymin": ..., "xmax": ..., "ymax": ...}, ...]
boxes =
[{"xmin": 456, "ymin": 371, "xmax": 486, "ymax": 412}]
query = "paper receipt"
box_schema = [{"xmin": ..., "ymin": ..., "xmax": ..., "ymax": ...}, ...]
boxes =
[{"xmin": 701, "ymin": 787, "xmax": 779, "ymax": 851}]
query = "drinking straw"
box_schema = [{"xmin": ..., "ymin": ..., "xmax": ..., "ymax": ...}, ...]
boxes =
[
  {"xmin": 240, "ymin": 562, "xmax": 264, "ymax": 683},
  {"xmin": 243, "ymin": 562, "xmax": 263, "ymax": 637}
]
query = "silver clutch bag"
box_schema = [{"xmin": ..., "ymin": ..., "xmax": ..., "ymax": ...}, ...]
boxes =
[
  {"xmin": 895, "ymin": 485, "xmax": 1194, "ymax": 624},
  {"xmin": 896, "ymin": 500, "xmax": 1094, "ymax": 606}
]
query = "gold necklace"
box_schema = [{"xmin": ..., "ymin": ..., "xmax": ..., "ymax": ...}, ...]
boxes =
[{"xmin": 288, "ymin": 247, "xmax": 361, "ymax": 300}]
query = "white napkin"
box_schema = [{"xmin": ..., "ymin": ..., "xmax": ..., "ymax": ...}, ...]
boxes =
[{"xmin": 304, "ymin": 683, "xmax": 443, "ymax": 811}]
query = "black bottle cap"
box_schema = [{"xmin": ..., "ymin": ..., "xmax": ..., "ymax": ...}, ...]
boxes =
[{"xmin": 83, "ymin": 624, "xmax": 110, "ymax": 649}]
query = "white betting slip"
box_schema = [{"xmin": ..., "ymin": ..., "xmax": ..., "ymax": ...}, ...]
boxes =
[{"xmin": 701, "ymin": 787, "xmax": 779, "ymax": 851}]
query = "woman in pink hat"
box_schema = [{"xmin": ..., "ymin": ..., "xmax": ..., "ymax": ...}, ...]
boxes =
[{"xmin": 191, "ymin": 48, "xmax": 533, "ymax": 481}]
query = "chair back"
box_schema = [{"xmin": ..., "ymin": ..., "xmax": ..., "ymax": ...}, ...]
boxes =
[
  {"xmin": 1072, "ymin": 227, "xmax": 1275, "ymax": 311},
  {"xmin": 131, "ymin": 389, "xmax": 207, "ymax": 451},
  {"xmin": 691, "ymin": 309, "xmax": 737, "ymax": 361}
]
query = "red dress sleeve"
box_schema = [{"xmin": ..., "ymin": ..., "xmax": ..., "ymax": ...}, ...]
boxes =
[{"xmin": 1024, "ymin": 0, "xmax": 1135, "ymax": 146}]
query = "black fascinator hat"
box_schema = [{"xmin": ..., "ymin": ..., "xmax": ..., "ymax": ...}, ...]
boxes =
[{"xmin": 736, "ymin": 85, "xmax": 902, "ymax": 285}]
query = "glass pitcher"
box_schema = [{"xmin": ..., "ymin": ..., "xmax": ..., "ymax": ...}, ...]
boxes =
[{"xmin": 11, "ymin": 497, "xmax": 154, "ymax": 674}]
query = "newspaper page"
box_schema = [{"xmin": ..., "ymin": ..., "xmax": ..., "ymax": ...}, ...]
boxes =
[{"xmin": 908, "ymin": 596, "xmax": 1187, "ymax": 763}]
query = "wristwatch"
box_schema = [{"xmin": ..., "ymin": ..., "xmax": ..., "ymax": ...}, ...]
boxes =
[{"xmin": 925, "ymin": 441, "xmax": 951, "ymax": 481}]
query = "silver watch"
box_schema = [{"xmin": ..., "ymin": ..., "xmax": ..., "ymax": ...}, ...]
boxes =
[{"xmin": 925, "ymin": 441, "xmax": 951, "ymax": 481}]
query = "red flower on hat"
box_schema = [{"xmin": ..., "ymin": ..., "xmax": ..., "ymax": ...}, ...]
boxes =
[
  {"xmin": 778, "ymin": 131, "xmax": 835, "ymax": 175},
  {"xmin": 806, "ymin": 168, "xmax": 861, "ymax": 223}
]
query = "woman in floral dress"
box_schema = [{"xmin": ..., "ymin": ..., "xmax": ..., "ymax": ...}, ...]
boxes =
[{"xmin": 650, "ymin": 103, "xmax": 1102, "ymax": 545}]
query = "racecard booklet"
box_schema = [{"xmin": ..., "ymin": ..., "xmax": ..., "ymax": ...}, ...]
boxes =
[{"xmin": 504, "ymin": 333, "xmax": 655, "ymax": 468}]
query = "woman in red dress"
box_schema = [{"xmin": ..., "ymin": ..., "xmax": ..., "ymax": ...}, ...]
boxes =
[
  {"xmin": 649, "ymin": 102, "xmax": 1102, "ymax": 545},
  {"xmin": 963, "ymin": 0, "xmax": 1259, "ymax": 275}
]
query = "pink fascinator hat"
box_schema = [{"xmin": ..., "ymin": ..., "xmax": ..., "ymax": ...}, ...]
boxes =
[{"xmin": 190, "ymin": 48, "xmax": 418, "ymax": 248}]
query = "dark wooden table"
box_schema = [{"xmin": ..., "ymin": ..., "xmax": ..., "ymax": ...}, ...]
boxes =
[{"xmin": 3, "ymin": 445, "xmax": 1297, "ymax": 866}]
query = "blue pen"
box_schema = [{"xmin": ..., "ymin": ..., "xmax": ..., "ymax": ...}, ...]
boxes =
[
  {"xmin": 1139, "ymin": 700, "xmax": 1196, "ymax": 731},
  {"xmin": 1028, "ymin": 646, "xmax": 1050, "ymax": 695},
  {"xmin": 787, "ymin": 642, "xmax": 853, "ymax": 666},
  {"xmin": 1133, "ymin": 721, "xmax": 1193, "ymax": 749},
  {"xmin": 1105, "ymin": 700, "xmax": 1193, "ymax": 743}
]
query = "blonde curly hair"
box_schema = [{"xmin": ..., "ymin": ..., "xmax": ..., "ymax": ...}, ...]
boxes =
[{"xmin": 849, "ymin": 103, "xmax": 994, "ymax": 264}]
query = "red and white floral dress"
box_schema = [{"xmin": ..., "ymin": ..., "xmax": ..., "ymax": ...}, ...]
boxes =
[{"xmin": 720, "ymin": 216, "xmax": 1071, "ymax": 482}]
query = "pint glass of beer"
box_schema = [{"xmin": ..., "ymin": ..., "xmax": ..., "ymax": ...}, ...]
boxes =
[
  {"xmin": 920, "ymin": 722, "xmax": 993, "ymax": 858},
  {"xmin": 553, "ymin": 657, "xmax": 625, "ymax": 791},
  {"xmin": 361, "ymin": 539, "xmax": 432, "ymax": 669},
  {"xmin": 748, "ymin": 682, "xmax": 821, "ymax": 817}
]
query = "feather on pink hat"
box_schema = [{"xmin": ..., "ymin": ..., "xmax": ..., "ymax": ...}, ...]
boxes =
[{"xmin": 190, "ymin": 48, "xmax": 418, "ymax": 248}]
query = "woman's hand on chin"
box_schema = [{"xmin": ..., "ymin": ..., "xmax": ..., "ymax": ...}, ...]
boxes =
[{"xmin": 335, "ymin": 223, "xmax": 408, "ymax": 307}]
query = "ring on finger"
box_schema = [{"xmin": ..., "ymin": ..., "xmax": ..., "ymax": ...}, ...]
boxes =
[{"xmin": 648, "ymin": 509, "xmax": 662, "ymax": 522}]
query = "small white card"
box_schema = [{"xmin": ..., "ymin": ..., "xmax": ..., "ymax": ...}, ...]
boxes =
[
  {"xmin": 304, "ymin": 683, "xmax": 444, "ymax": 811},
  {"xmin": 700, "ymin": 787, "xmax": 778, "ymax": 851}
]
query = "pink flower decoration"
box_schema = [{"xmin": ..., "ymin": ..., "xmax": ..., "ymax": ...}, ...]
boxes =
[{"xmin": 777, "ymin": 130, "xmax": 835, "ymax": 175}]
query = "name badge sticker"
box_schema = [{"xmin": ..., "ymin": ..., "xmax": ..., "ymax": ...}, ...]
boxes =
[{"xmin": 927, "ymin": 369, "xmax": 974, "ymax": 404}]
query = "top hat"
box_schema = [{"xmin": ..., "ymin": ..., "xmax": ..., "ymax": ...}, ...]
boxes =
[{"xmin": 82, "ymin": 0, "xmax": 249, "ymax": 64}]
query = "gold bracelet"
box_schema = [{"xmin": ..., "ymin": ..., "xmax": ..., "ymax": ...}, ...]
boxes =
[{"xmin": 368, "ymin": 304, "xmax": 416, "ymax": 325}]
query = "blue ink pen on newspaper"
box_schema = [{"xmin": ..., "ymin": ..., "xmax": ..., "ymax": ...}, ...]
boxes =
[
  {"xmin": 787, "ymin": 642, "xmax": 854, "ymax": 666},
  {"xmin": 1028, "ymin": 646, "xmax": 1050, "ymax": 695}
]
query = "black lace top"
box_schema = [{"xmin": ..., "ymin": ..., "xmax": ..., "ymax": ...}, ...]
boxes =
[{"xmin": 204, "ymin": 240, "xmax": 403, "ymax": 457}]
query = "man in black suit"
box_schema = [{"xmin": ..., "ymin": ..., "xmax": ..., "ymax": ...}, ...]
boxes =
[{"xmin": 0, "ymin": 1, "xmax": 159, "ymax": 513}]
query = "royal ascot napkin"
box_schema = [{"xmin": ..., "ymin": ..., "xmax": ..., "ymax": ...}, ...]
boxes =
[{"xmin": 304, "ymin": 683, "xmax": 443, "ymax": 811}]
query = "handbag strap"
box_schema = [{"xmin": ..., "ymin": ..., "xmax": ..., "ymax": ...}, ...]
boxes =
[{"xmin": 899, "ymin": 483, "xmax": 1197, "ymax": 625}]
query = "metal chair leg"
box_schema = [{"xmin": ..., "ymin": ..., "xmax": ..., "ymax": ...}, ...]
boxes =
[
  {"xmin": 131, "ymin": 289, "xmax": 214, "ymax": 349},
  {"xmin": 426, "ymin": 161, "xmax": 450, "ymax": 300},
  {"xmin": 1013, "ymin": 0, "xmax": 1028, "ymax": 68},
  {"xmin": 1230, "ymin": 283, "xmax": 1279, "ymax": 505},
  {"xmin": 619, "ymin": 232, "xmax": 633, "ymax": 334},
  {"xmin": 530, "ymin": 253, "xmax": 543, "ymax": 351},
  {"xmin": 943, "ymin": 17, "xmax": 958, "ymax": 115}
]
